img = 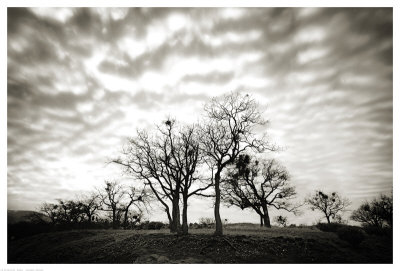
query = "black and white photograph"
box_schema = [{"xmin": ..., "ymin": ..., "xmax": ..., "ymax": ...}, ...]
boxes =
[{"xmin": 3, "ymin": 1, "xmax": 396, "ymax": 266}]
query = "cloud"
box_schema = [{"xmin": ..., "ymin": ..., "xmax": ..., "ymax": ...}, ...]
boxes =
[{"xmin": 7, "ymin": 7, "xmax": 392, "ymax": 225}]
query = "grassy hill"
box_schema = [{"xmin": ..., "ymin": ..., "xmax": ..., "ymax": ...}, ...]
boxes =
[
  {"xmin": 7, "ymin": 210, "xmax": 49, "ymax": 224},
  {"xmin": 8, "ymin": 226, "xmax": 392, "ymax": 263}
]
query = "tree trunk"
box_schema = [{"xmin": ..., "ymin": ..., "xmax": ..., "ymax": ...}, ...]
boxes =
[
  {"xmin": 326, "ymin": 215, "xmax": 331, "ymax": 224},
  {"xmin": 171, "ymin": 198, "xmax": 178, "ymax": 232},
  {"xmin": 262, "ymin": 204, "xmax": 271, "ymax": 228},
  {"xmin": 171, "ymin": 193, "xmax": 181, "ymax": 234},
  {"xmin": 214, "ymin": 170, "xmax": 223, "ymax": 236},
  {"xmin": 112, "ymin": 209, "xmax": 117, "ymax": 229},
  {"xmin": 260, "ymin": 215, "xmax": 264, "ymax": 227},
  {"xmin": 175, "ymin": 201, "xmax": 181, "ymax": 234},
  {"xmin": 123, "ymin": 209, "xmax": 129, "ymax": 228},
  {"xmin": 182, "ymin": 193, "xmax": 189, "ymax": 235},
  {"xmin": 165, "ymin": 208, "xmax": 174, "ymax": 233}
]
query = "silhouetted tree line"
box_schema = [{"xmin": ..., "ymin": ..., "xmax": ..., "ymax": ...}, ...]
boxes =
[
  {"xmin": 8, "ymin": 180, "xmax": 162, "ymax": 240},
  {"xmin": 12, "ymin": 92, "xmax": 392, "ymax": 239},
  {"xmin": 112, "ymin": 91, "xmax": 393, "ymax": 236},
  {"xmin": 113, "ymin": 92, "xmax": 299, "ymax": 235},
  {"xmin": 39, "ymin": 181, "xmax": 153, "ymax": 229}
]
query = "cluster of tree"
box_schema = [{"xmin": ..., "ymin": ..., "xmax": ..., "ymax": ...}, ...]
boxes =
[
  {"xmin": 39, "ymin": 181, "xmax": 149, "ymax": 229},
  {"xmin": 34, "ymin": 92, "xmax": 392, "ymax": 237},
  {"xmin": 113, "ymin": 92, "xmax": 299, "ymax": 235},
  {"xmin": 305, "ymin": 190, "xmax": 392, "ymax": 234},
  {"xmin": 30, "ymin": 92, "xmax": 393, "ymax": 238}
]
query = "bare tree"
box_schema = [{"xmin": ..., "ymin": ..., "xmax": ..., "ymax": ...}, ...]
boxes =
[
  {"xmin": 200, "ymin": 92, "xmax": 274, "ymax": 235},
  {"xmin": 113, "ymin": 119, "xmax": 210, "ymax": 234},
  {"xmin": 351, "ymin": 194, "xmax": 392, "ymax": 228},
  {"xmin": 306, "ymin": 191, "xmax": 350, "ymax": 224},
  {"xmin": 113, "ymin": 122, "xmax": 182, "ymax": 233},
  {"xmin": 79, "ymin": 192, "xmax": 101, "ymax": 224},
  {"xmin": 39, "ymin": 202, "xmax": 59, "ymax": 225},
  {"xmin": 99, "ymin": 181, "xmax": 126, "ymax": 229},
  {"xmin": 163, "ymin": 123, "xmax": 212, "ymax": 235},
  {"xmin": 120, "ymin": 186, "xmax": 149, "ymax": 228},
  {"xmin": 223, "ymin": 155, "xmax": 298, "ymax": 227}
]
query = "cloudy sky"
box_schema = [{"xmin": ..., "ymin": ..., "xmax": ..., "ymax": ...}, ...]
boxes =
[{"xmin": 7, "ymin": 7, "xmax": 392, "ymax": 224}]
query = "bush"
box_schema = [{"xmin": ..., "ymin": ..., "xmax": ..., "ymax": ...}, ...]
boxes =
[
  {"xmin": 274, "ymin": 215, "xmax": 288, "ymax": 227},
  {"xmin": 337, "ymin": 226, "xmax": 366, "ymax": 246},
  {"xmin": 137, "ymin": 221, "xmax": 165, "ymax": 230},
  {"xmin": 148, "ymin": 221, "xmax": 165, "ymax": 230},
  {"xmin": 199, "ymin": 217, "xmax": 215, "ymax": 225},
  {"xmin": 316, "ymin": 222, "xmax": 344, "ymax": 232},
  {"xmin": 363, "ymin": 225, "xmax": 392, "ymax": 236}
]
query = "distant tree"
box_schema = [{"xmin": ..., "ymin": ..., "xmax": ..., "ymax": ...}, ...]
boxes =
[
  {"xmin": 26, "ymin": 211, "xmax": 49, "ymax": 224},
  {"xmin": 351, "ymin": 194, "xmax": 392, "ymax": 228},
  {"xmin": 79, "ymin": 192, "xmax": 101, "ymax": 224},
  {"xmin": 223, "ymin": 155, "xmax": 298, "ymax": 227},
  {"xmin": 274, "ymin": 215, "xmax": 288, "ymax": 227},
  {"xmin": 56, "ymin": 199, "xmax": 85, "ymax": 224},
  {"xmin": 199, "ymin": 217, "xmax": 215, "ymax": 225},
  {"xmin": 125, "ymin": 210, "xmax": 143, "ymax": 228},
  {"xmin": 39, "ymin": 202, "xmax": 59, "ymax": 224},
  {"xmin": 119, "ymin": 186, "xmax": 149, "ymax": 228},
  {"xmin": 99, "ymin": 181, "xmax": 126, "ymax": 229},
  {"xmin": 306, "ymin": 191, "xmax": 350, "ymax": 224},
  {"xmin": 199, "ymin": 92, "xmax": 275, "ymax": 235}
]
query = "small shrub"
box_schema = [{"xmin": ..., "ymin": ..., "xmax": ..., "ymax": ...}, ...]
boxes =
[
  {"xmin": 289, "ymin": 224, "xmax": 296, "ymax": 228},
  {"xmin": 274, "ymin": 215, "xmax": 288, "ymax": 227},
  {"xmin": 143, "ymin": 221, "xmax": 164, "ymax": 230},
  {"xmin": 316, "ymin": 222, "xmax": 343, "ymax": 232},
  {"xmin": 199, "ymin": 217, "xmax": 215, "ymax": 225},
  {"xmin": 192, "ymin": 222, "xmax": 199, "ymax": 229},
  {"xmin": 337, "ymin": 226, "xmax": 366, "ymax": 246}
]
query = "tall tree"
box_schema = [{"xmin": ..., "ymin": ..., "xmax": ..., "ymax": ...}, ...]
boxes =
[
  {"xmin": 306, "ymin": 191, "xmax": 350, "ymax": 224},
  {"xmin": 200, "ymin": 92, "xmax": 274, "ymax": 235},
  {"xmin": 223, "ymin": 155, "xmax": 298, "ymax": 227},
  {"xmin": 113, "ymin": 126, "xmax": 180, "ymax": 232},
  {"xmin": 170, "ymin": 124, "xmax": 212, "ymax": 235},
  {"xmin": 113, "ymin": 119, "xmax": 209, "ymax": 234}
]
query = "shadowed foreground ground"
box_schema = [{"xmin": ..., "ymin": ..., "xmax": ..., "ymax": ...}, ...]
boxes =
[{"xmin": 8, "ymin": 226, "xmax": 392, "ymax": 263}]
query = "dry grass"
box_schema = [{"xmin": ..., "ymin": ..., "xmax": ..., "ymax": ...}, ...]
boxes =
[{"xmin": 8, "ymin": 225, "xmax": 392, "ymax": 264}]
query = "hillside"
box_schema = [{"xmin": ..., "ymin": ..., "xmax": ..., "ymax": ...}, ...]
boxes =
[
  {"xmin": 8, "ymin": 227, "xmax": 392, "ymax": 263},
  {"xmin": 7, "ymin": 210, "xmax": 50, "ymax": 224}
]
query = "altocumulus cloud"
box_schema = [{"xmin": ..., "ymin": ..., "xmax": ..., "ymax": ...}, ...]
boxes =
[{"xmin": 7, "ymin": 7, "xmax": 392, "ymax": 224}]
